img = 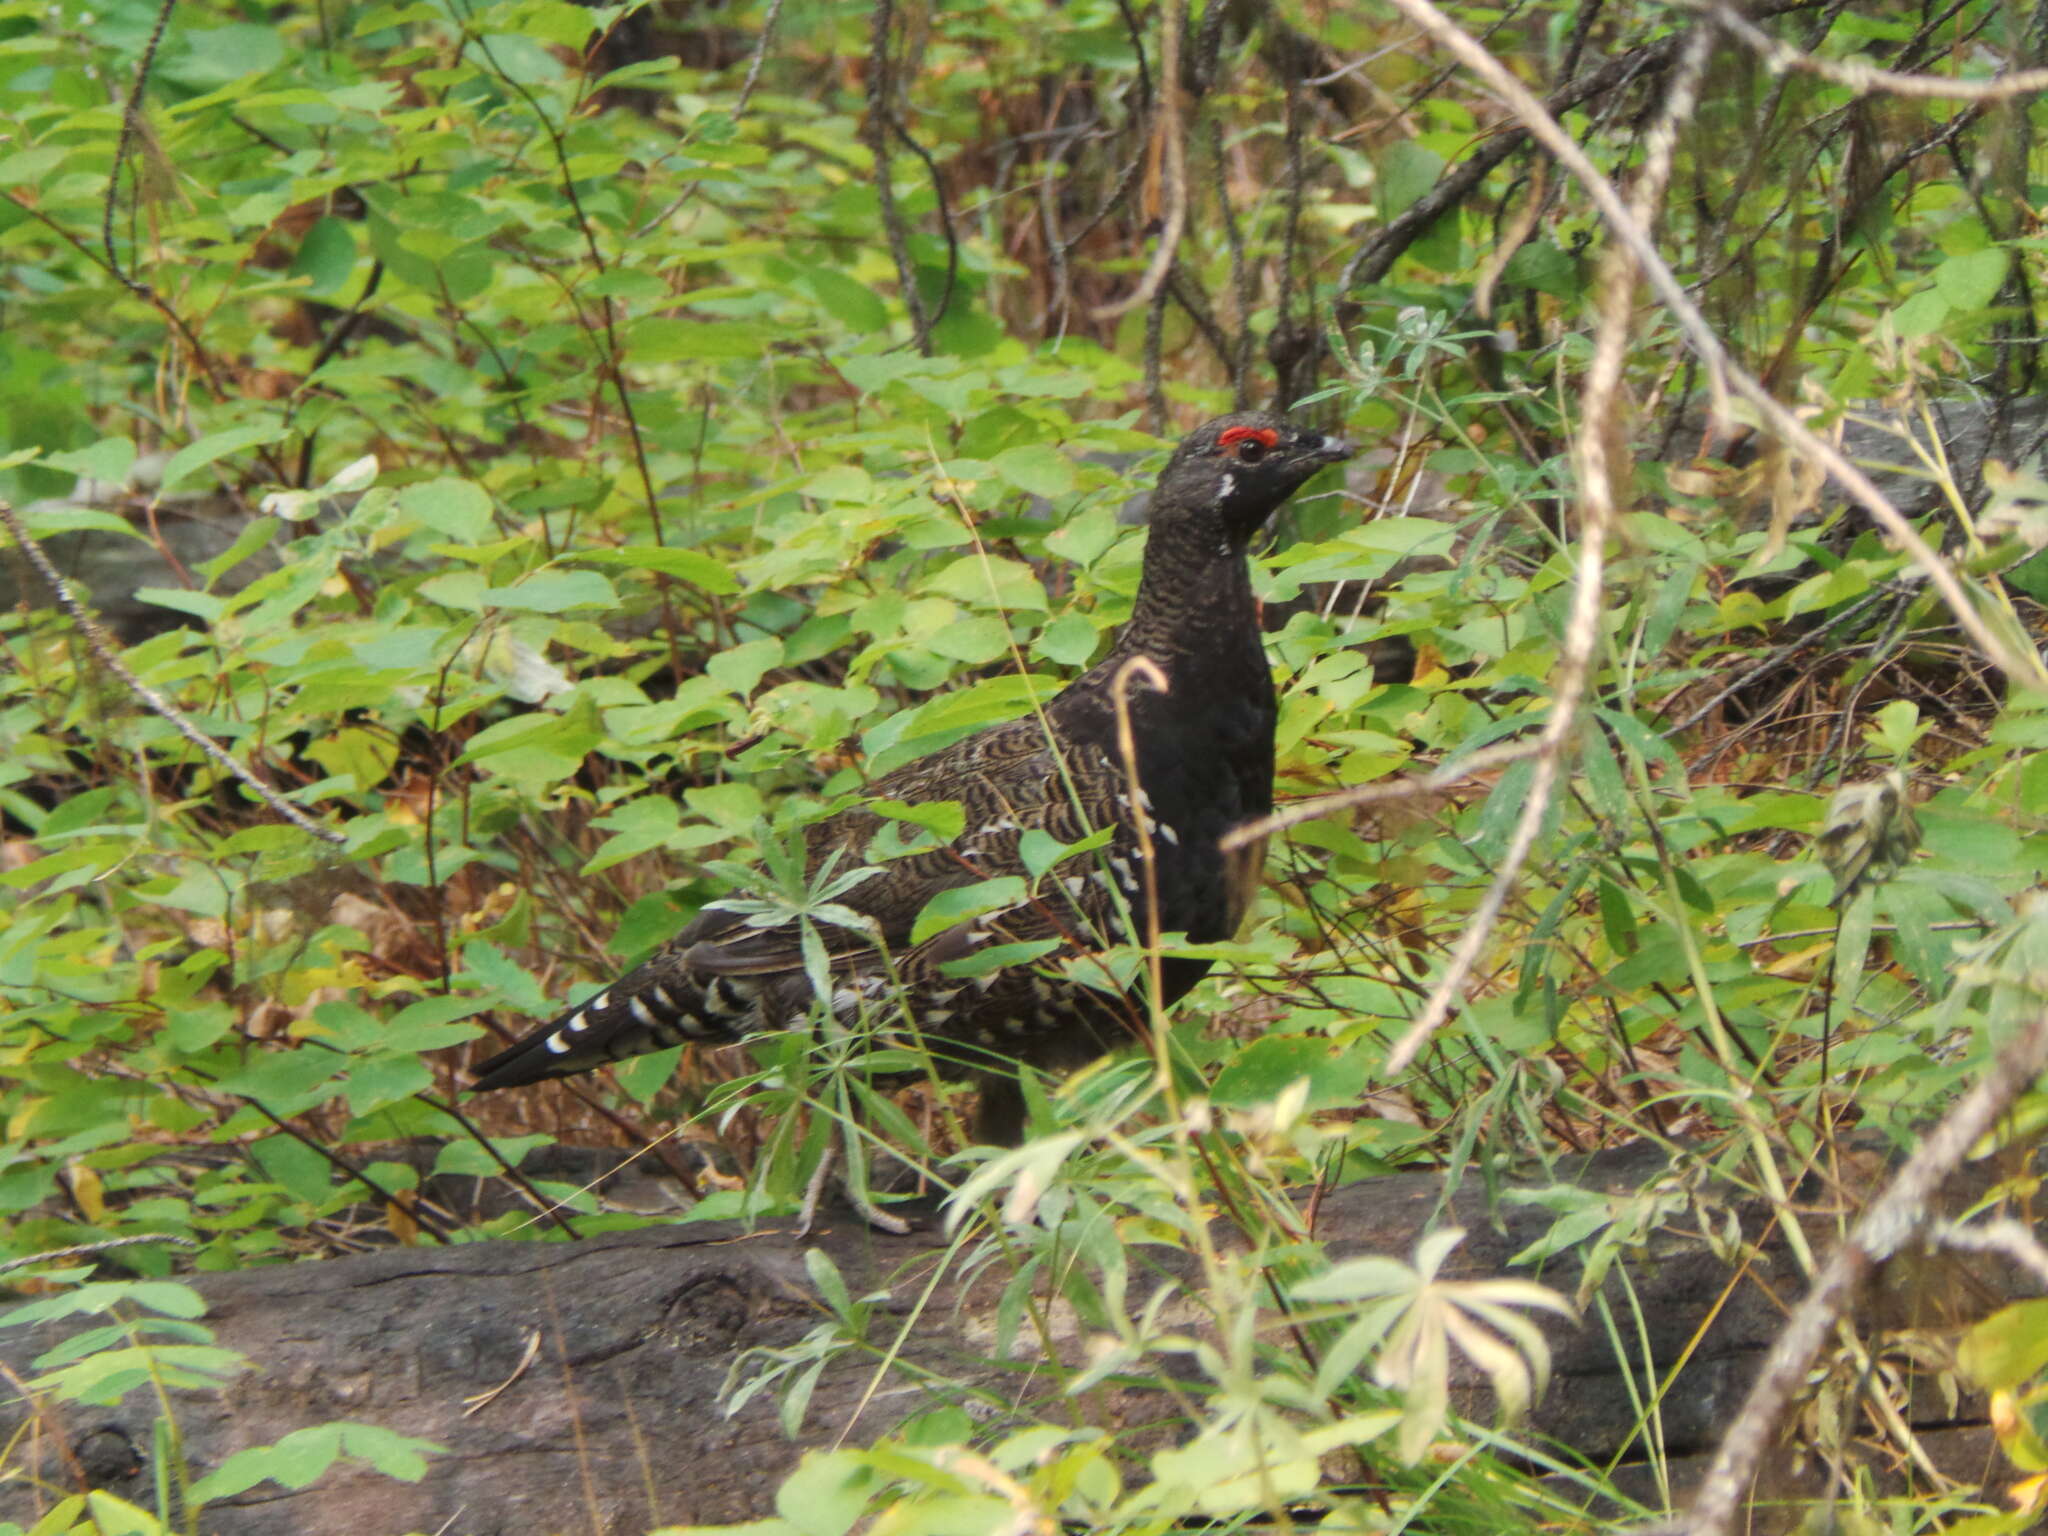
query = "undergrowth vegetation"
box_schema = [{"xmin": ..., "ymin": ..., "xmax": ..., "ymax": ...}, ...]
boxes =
[{"xmin": 4, "ymin": 0, "xmax": 2048, "ymax": 1530}]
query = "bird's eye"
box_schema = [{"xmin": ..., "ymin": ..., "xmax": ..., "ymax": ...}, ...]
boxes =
[{"xmin": 1235, "ymin": 439, "xmax": 1267, "ymax": 464}]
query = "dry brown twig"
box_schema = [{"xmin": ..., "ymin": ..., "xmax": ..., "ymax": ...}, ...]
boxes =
[{"xmin": 1223, "ymin": 738, "xmax": 1541, "ymax": 849}]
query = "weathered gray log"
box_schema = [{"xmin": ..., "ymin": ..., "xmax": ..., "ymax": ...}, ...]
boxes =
[{"xmin": 0, "ymin": 1141, "xmax": 2021, "ymax": 1535}]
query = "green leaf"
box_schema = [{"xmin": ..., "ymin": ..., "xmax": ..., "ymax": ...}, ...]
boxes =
[
  {"xmin": 1934, "ymin": 247, "xmax": 2009, "ymax": 311},
  {"xmin": 793, "ymin": 263, "xmax": 889, "ymax": 330},
  {"xmin": 345, "ymin": 1052, "xmax": 434, "ymax": 1116},
  {"xmin": 804, "ymin": 465, "xmax": 874, "ymax": 503},
  {"xmin": 923, "ymin": 555, "xmax": 1046, "ymax": 611},
  {"xmin": 682, "ymin": 782, "xmax": 765, "ymax": 833},
  {"xmin": 1784, "ymin": 563, "xmax": 1870, "ymax": 616},
  {"xmin": 17, "ymin": 505, "xmax": 145, "ymax": 540},
  {"xmin": 936, "ymin": 936, "xmax": 1060, "ymax": 979},
  {"xmin": 630, "ymin": 317, "xmax": 778, "ymax": 361},
  {"xmin": 170, "ymin": 22, "xmax": 284, "ymax": 85},
  {"xmin": 1499, "ymin": 239, "xmax": 1581, "ymax": 297},
  {"xmin": 574, "ymin": 546, "xmax": 740, "ymax": 593},
  {"xmin": 290, "ymin": 217, "xmax": 358, "ymax": 298},
  {"xmin": 1209, "ymin": 1036, "xmax": 1370, "ymax": 1111},
  {"xmin": 1959, "ymin": 1298, "xmax": 2048, "ymax": 1391},
  {"xmin": 868, "ymin": 797, "xmax": 965, "ymax": 842},
  {"xmin": 1891, "ymin": 288, "xmax": 1949, "ymax": 338},
  {"xmin": 402, "ymin": 478, "xmax": 495, "ymax": 542},
  {"xmin": 706, "ymin": 637, "xmax": 783, "ymax": 696},
  {"xmin": 479, "ymin": 570, "xmax": 617, "ymax": 611},
  {"xmin": 0, "ymin": 147, "xmax": 65, "ymax": 188},
  {"xmin": 42, "ymin": 437, "xmax": 136, "ymax": 483},
  {"xmin": 1032, "ymin": 612, "xmax": 1099, "ymax": 666},
  {"xmin": 991, "ymin": 443, "xmax": 1074, "ymax": 500},
  {"xmin": 1, "ymin": 1282, "xmax": 207, "ymax": 1328},
  {"xmin": 1376, "ymin": 141, "xmax": 1459, "ymax": 269},
  {"xmin": 458, "ymin": 709, "xmax": 605, "ymax": 781},
  {"xmin": 910, "ymin": 876, "xmax": 1026, "ymax": 946},
  {"xmin": 188, "ymin": 1422, "xmax": 441, "ymax": 1501},
  {"xmin": 160, "ymin": 423, "xmax": 287, "ymax": 493},
  {"xmin": 195, "ymin": 515, "xmax": 279, "ymax": 586},
  {"xmin": 773, "ymin": 1449, "xmax": 873, "ymax": 1536}
]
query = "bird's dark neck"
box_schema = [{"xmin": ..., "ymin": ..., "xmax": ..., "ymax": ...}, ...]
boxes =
[{"xmin": 1110, "ymin": 519, "xmax": 1265, "ymax": 680}]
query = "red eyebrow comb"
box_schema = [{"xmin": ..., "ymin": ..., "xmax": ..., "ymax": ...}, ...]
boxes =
[{"xmin": 1217, "ymin": 425, "xmax": 1281, "ymax": 449}]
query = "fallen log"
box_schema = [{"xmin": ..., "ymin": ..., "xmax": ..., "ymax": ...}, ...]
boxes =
[{"xmin": 0, "ymin": 1140, "xmax": 2023, "ymax": 1534}]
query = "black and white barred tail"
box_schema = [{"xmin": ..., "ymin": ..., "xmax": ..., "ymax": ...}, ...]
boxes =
[{"xmin": 469, "ymin": 965, "xmax": 764, "ymax": 1088}]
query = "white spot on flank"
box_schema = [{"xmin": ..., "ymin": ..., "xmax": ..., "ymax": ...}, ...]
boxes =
[
  {"xmin": 590, "ymin": 991, "xmax": 612, "ymax": 1013},
  {"xmin": 563, "ymin": 1011, "xmax": 589, "ymax": 1034},
  {"xmin": 630, "ymin": 996, "xmax": 658, "ymax": 1027},
  {"xmin": 545, "ymin": 1032, "xmax": 573, "ymax": 1055},
  {"xmin": 1157, "ymin": 822, "xmax": 1180, "ymax": 845}
]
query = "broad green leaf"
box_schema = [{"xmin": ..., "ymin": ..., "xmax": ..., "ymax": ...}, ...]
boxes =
[
  {"xmin": 479, "ymin": 570, "xmax": 617, "ymax": 612},
  {"xmin": 631, "ymin": 317, "xmax": 778, "ymax": 361},
  {"xmin": 42, "ymin": 436, "xmax": 136, "ymax": 483},
  {"xmin": 402, "ymin": 478, "xmax": 495, "ymax": 542},
  {"xmin": 991, "ymin": 443, "xmax": 1074, "ymax": 500},
  {"xmin": 1935, "ymin": 247, "xmax": 2009, "ymax": 311},
  {"xmin": 910, "ymin": 876, "xmax": 1027, "ymax": 946},
  {"xmin": 290, "ymin": 216, "xmax": 358, "ymax": 298},
  {"xmin": 160, "ymin": 422, "xmax": 287, "ymax": 493},
  {"xmin": 575, "ymin": 546, "xmax": 740, "ymax": 593}
]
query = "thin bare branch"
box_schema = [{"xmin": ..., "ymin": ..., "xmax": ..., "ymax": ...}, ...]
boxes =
[
  {"xmin": 0, "ymin": 500, "xmax": 347, "ymax": 847},
  {"xmin": 1221, "ymin": 739, "xmax": 1541, "ymax": 851},
  {"xmin": 868, "ymin": 0, "xmax": 933, "ymax": 352},
  {"xmin": 733, "ymin": 0, "xmax": 784, "ymax": 120},
  {"xmin": 1930, "ymin": 1216, "xmax": 2048, "ymax": 1287},
  {"xmin": 1696, "ymin": 0, "xmax": 2048, "ymax": 99}
]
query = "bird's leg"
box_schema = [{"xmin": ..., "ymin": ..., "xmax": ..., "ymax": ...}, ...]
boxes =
[{"xmin": 795, "ymin": 1132, "xmax": 914, "ymax": 1238}]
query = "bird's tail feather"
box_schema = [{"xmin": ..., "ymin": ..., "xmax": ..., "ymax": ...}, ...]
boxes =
[{"xmin": 469, "ymin": 972, "xmax": 761, "ymax": 1090}]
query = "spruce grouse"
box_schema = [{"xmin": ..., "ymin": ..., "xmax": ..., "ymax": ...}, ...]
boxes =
[{"xmin": 472, "ymin": 413, "xmax": 1353, "ymax": 1140}]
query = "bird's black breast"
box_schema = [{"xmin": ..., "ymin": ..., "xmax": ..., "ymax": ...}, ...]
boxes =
[{"xmin": 1127, "ymin": 670, "xmax": 1275, "ymax": 951}]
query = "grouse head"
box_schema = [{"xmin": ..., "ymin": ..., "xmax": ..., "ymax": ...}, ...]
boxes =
[{"xmin": 1152, "ymin": 412, "xmax": 1354, "ymax": 544}]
